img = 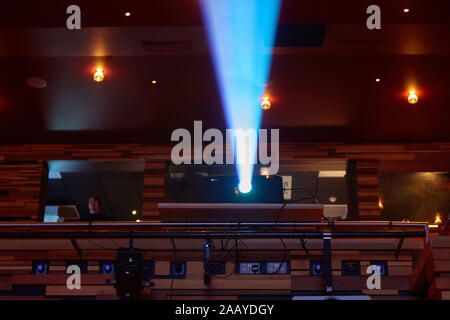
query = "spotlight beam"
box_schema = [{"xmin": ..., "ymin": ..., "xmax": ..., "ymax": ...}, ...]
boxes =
[{"xmin": 201, "ymin": 0, "xmax": 281, "ymax": 192}]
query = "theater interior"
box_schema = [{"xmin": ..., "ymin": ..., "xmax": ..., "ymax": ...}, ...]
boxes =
[{"xmin": 0, "ymin": 0, "xmax": 449, "ymax": 302}]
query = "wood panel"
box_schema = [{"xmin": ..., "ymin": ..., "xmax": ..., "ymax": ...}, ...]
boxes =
[
  {"xmin": 355, "ymin": 160, "xmax": 381, "ymax": 220},
  {"xmin": 0, "ymin": 163, "xmax": 44, "ymax": 220},
  {"xmin": 0, "ymin": 142, "xmax": 449, "ymax": 221},
  {"xmin": 411, "ymin": 236, "xmax": 450, "ymax": 299},
  {"xmin": 0, "ymin": 240, "xmax": 428, "ymax": 299}
]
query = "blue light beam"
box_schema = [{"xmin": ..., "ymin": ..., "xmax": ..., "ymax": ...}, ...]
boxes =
[{"xmin": 201, "ymin": 0, "xmax": 281, "ymax": 193}]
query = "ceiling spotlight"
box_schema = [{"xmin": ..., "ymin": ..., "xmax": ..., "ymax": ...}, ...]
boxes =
[
  {"xmin": 408, "ymin": 90, "xmax": 418, "ymax": 104},
  {"xmin": 125, "ymin": 12, "xmax": 131, "ymax": 17},
  {"xmin": 93, "ymin": 68, "xmax": 104, "ymax": 82},
  {"xmin": 261, "ymin": 96, "xmax": 271, "ymax": 110},
  {"xmin": 403, "ymin": 8, "xmax": 410, "ymax": 13}
]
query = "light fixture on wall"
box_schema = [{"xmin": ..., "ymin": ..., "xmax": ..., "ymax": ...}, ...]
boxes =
[
  {"xmin": 318, "ymin": 171, "xmax": 346, "ymax": 178},
  {"xmin": 434, "ymin": 213, "xmax": 443, "ymax": 225},
  {"xmin": 93, "ymin": 68, "xmax": 104, "ymax": 82},
  {"xmin": 261, "ymin": 96, "xmax": 271, "ymax": 110},
  {"xmin": 408, "ymin": 90, "xmax": 418, "ymax": 104}
]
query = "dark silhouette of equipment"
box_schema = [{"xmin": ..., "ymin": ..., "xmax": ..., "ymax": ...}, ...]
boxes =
[{"xmin": 107, "ymin": 236, "xmax": 153, "ymax": 300}]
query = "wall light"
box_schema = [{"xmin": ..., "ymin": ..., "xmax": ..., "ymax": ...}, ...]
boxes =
[
  {"xmin": 261, "ymin": 96, "xmax": 271, "ymax": 110},
  {"xmin": 318, "ymin": 171, "xmax": 346, "ymax": 178},
  {"xmin": 93, "ymin": 68, "xmax": 104, "ymax": 82},
  {"xmin": 260, "ymin": 167, "xmax": 270, "ymax": 176},
  {"xmin": 408, "ymin": 90, "xmax": 418, "ymax": 104},
  {"xmin": 434, "ymin": 214, "xmax": 443, "ymax": 225}
]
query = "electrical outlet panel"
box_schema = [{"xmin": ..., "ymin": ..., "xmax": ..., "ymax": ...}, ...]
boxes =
[
  {"xmin": 237, "ymin": 262, "xmax": 290, "ymax": 274},
  {"xmin": 267, "ymin": 262, "xmax": 289, "ymax": 274},
  {"xmin": 238, "ymin": 262, "xmax": 263, "ymax": 274}
]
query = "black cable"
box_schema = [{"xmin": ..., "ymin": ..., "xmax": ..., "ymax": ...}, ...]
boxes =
[
  {"xmin": 282, "ymin": 187, "xmax": 319, "ymax": 203},
  {"xmin": 274, "ymin": 197, "xmax": 318, "ymax": 225},
  {"xmin": 87, "ymin": 239, "xmax": 118, "ymax": 250}
]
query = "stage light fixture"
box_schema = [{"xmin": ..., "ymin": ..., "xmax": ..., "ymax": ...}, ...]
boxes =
[
  {"xmin": 93, "ymin": 68, "xmax": 104, "ymax": 82},
  {"xmin": 152, "ymin": 80, "xmax": 157, "ymax": 84},
  {"xmin": 261, "ymin": 96, "xmax": 271, "ymax": 110},
  {"xmin": 125, "ymin": 12, "xmax": 131, "ymax": 17},
  {"xmin": 342, "ymin": 261, "xmax": 361, "ymax": 276},
  {"xmin": 408, "ymin": 90, "xmax": 418, "ymax": 104},
  {"xmin": 32, "ymin": 261, "xmax": 49, "ymax": 274},
  {"xmin": 370, "ymin": 261, "xmax": 388, "ymax": 276},
  {"xmin": 100, "ymin": 261, "xmax": 115, "ymax": 275},
  {"xmin": 375, "ymin": 78, "xmax": 381, "ymax": 82},
  {"xmin": 114, "ymin": 249, "xmax": 143, "ymax": 299},
  {"xmin": 310, "ymin": 261, "xmax": 324, "ymax": 276},
  {"xmin": 238, "ymin": 181, "xmax": 252, "ymax": 193},
  {"xmin": 403, "ymin": 8, "xmax": 410, "ymax": 13}
]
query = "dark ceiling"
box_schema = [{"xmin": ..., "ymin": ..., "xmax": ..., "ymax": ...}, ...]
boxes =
[{"xmin": 0, "ymin": 0, "xmax": 450, "ymax": 144}]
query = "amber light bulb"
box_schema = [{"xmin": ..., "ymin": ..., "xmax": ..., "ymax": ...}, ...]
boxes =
[
  {"xmin": 93, "ymin": 68, "xmax": 104, "ymax": 82},
  {"xmin": 434, "ymin": 214, "xmax": 443, "ymax": 225},
  {"xmin": 408, "ymin": 90, "xmax": 418, "ymax": 104}
]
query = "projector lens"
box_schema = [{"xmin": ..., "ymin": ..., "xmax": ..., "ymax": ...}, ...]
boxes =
[{"xmin": 238, "ymin": 181, "xmax": 252, "ymax": 193}]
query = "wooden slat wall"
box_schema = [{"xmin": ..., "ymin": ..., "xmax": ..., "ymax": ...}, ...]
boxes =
[
  {"xmin": 0, "ymin": 244, "xmax": 422, "ymax": 300},
  {"xmin": 0, "ymin": 142, "xmax": 449, "ymax": 299},
  {"xmin": 355, "ymin": 160, "xmax": 381, "ymax": 220},
  {"xmin": 411, "ymin": 236, "xmax": 450, "ymax": 300},
  {"xmin": 0, "ymin": 162, "xmax": 44, "ymax": 220},
  {"xmin": 0, "ymin": 142, "xmax": 448, "ymax": 221},
  {"xmin": 0, "ymin": 144, "xmax": 170, "ymax": 222}
]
